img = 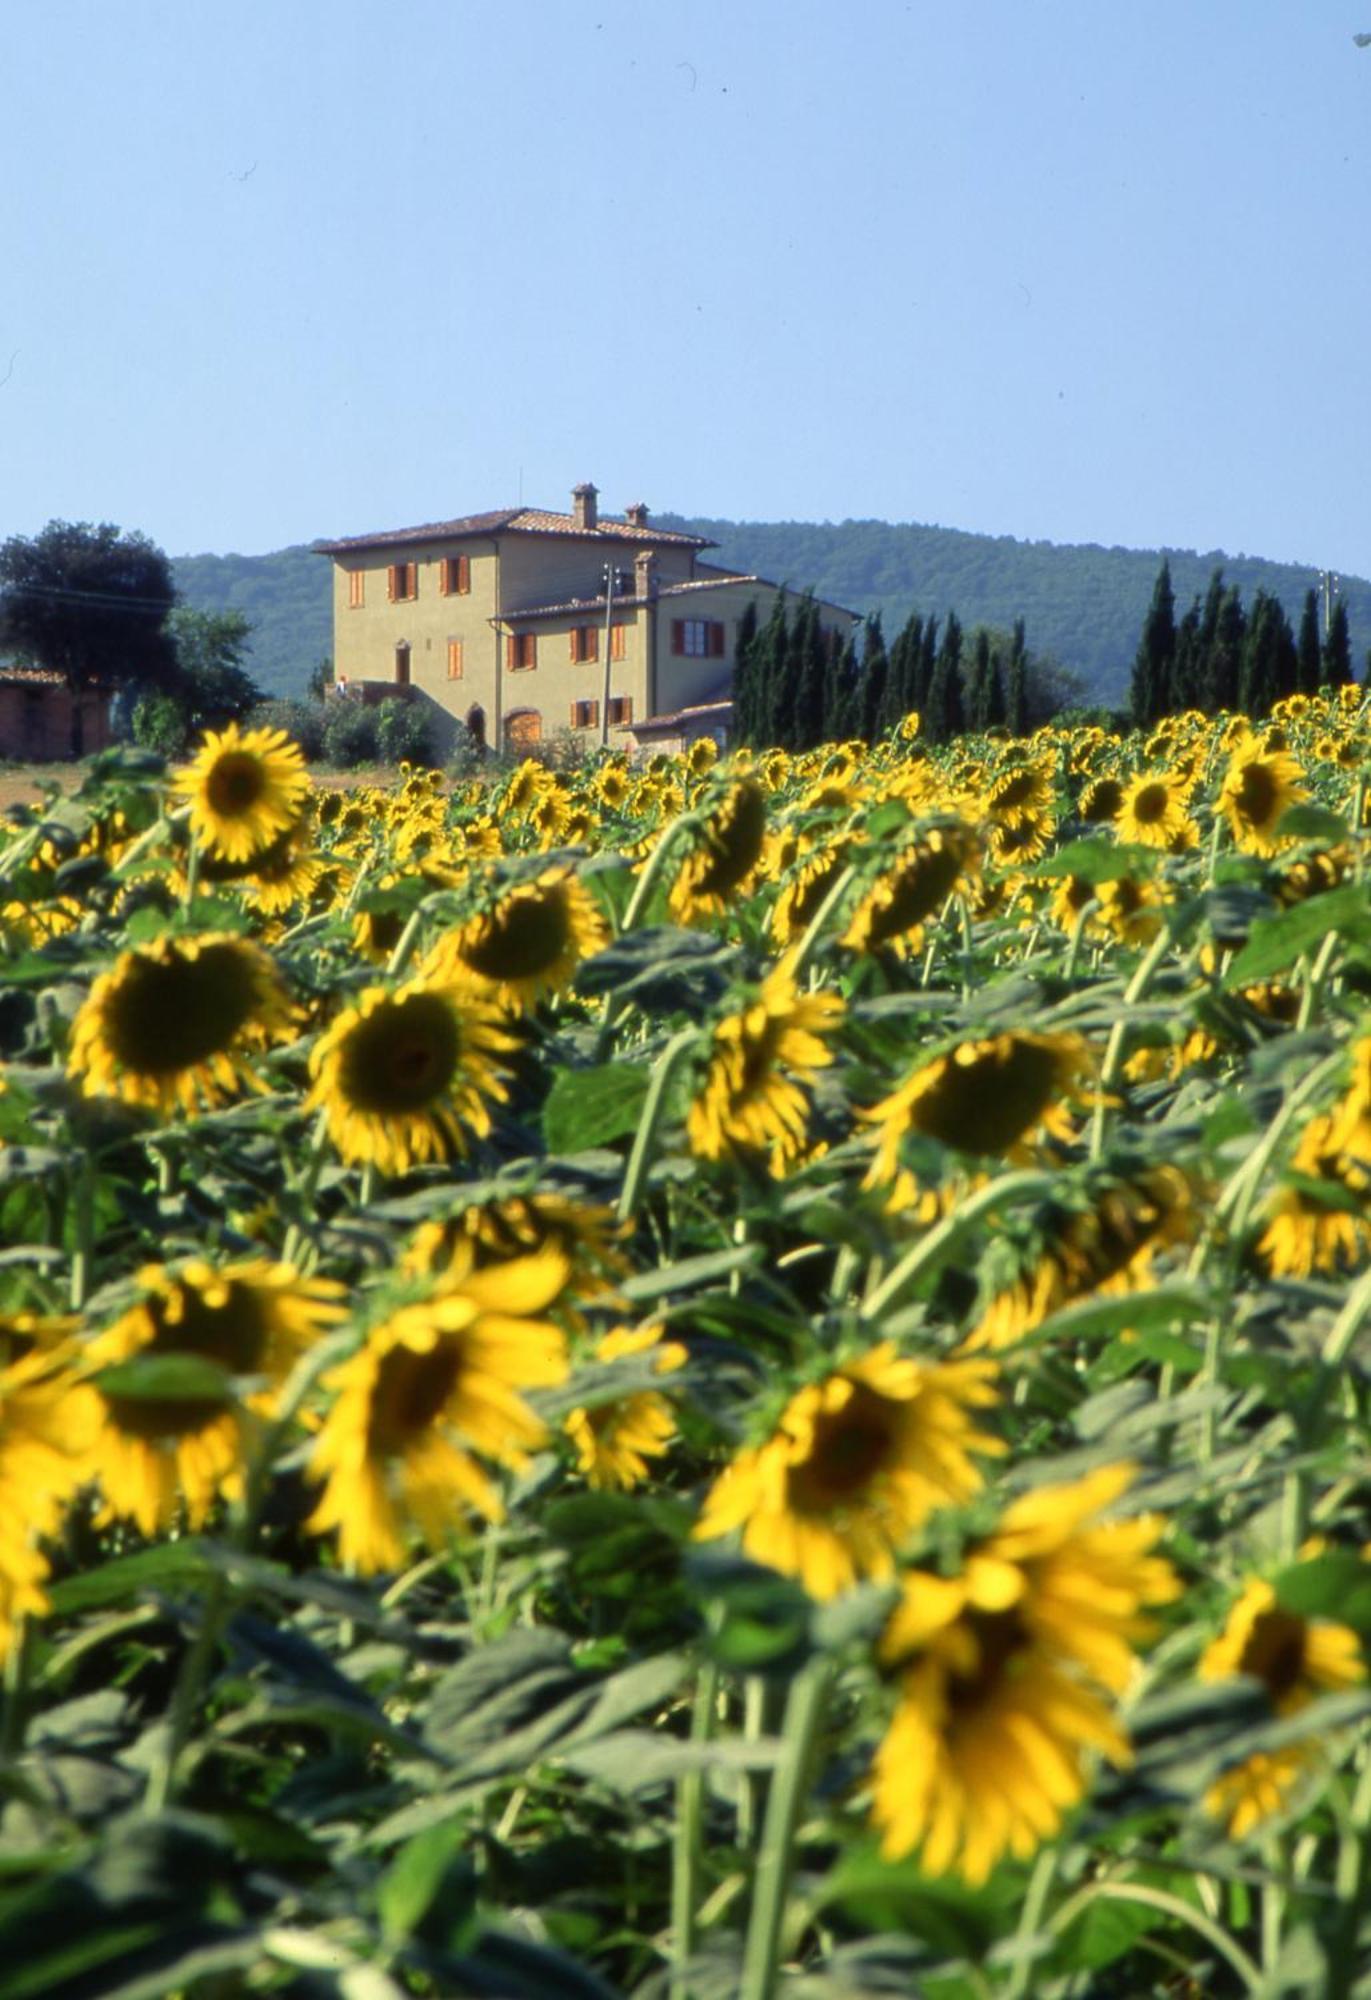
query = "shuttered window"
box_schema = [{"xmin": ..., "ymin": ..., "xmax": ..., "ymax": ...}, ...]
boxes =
[
  {"xmin": 348, "ymin": 570, "xmax": 365, "ymax": 609},
  {"xmin": 387, "ymin": 562, "xmax": 417, "ymax": 602},
  {"xmin": 672, "ymin": 618, "xmax": 725, "ymax": 657},
  {"xmin": 506, "ymin": 632, "xmax": 537, "ymax": 671},
  {"xmin": 607, "ymin": 696, "xmax": 633, "ymax": 725},
  {"xmin": 440, "ymin": 555, "xmax": 470, "ymax": 595},
  {"xmin": 569, "ymin": 626, "xmax": 599, "ymax": 663},
  {"xmin": 570, "ymin": 698, "xmax": 600, "ymax": 729},
  {"xmin": 610, "ymin": 622, "xmax": 626, "ymax": 661},
  {"xmin": 447, "ymin": 640, "xmax": 464, "ymax": 680}
]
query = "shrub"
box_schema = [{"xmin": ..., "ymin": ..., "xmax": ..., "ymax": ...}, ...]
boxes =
[
  {"xmin": 248, "ymin": 698, "xmax": 326, "ymax": 762},
  {"xmin": 130, "ymin": 691, "xmax": 189, "ymax": 758},
  {"xmin": 322, "ymin": 698, "xmax": 380, "ymax": 769},
  {"xmin": 375, "ymin": 697, "xmax": 437, "ymax": 768}
]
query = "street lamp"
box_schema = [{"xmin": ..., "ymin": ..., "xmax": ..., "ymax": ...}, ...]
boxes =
[{"xmin": 600, "ymin": 564, "xmax": 629, "ymax": 749}]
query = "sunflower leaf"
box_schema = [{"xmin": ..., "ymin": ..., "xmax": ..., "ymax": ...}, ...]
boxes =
[
  {"xmin": 1034, "ymin": 840, "xmax": 1161, "ymax": 883},
  {"xmin": 542, "ymin": 1061, "xmax": 651, "ymax": 1153},
  {"xmin": 1275, "ymin": 803, "xmax": 1349, "ymax": 843},
  {"xmin": 1224, "ymin": 882, "xmax": 1371, "ymax": 987},
  {"xmin": 1271, "ymin": 1554, "xmax": 1371, "ymax": 1632},
  {"xmin": 91, "ymin": 1355, "xmax": 235, "ymax": 1404}
]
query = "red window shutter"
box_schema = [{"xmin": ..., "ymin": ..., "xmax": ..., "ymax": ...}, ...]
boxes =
[
  {"xmin": 506, "ymin": 634, "xmax": 516, "ymax": 671},
  {"xmin": 587, "ymin": 627, "xmax": 598, "ymax": 662},
  {"xmin": 569, "ymin": 628, "xmax": 582, "ymax": 664},
  {"xmin": 387, "ymin": 565, "xmax": 397, "ymax": 602},
  {"xmin": 439, "ymin": 560, "xmax": 449, "ymax": 597},
  {"xmin": 458, "ymin": 554, "xmax": 470, "ymax": 593},
  {"xmin": 671, "ymin": 620, "xmax": 684, "ymax": 654}
]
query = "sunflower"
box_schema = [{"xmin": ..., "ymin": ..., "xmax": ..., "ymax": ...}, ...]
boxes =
[
  {"xmin": 842, "ymin": 824, "xmax": 980, "ymax": 958},
  {"xmin": 1095, "ymin": 873, "xmax": 1162, "ymax": 947},
  {"xmin": 1115, "ymin": 772, "xmax": 1193, "ymax": 850},
  {"xmin": 172, "ymin": 723, "xmax": 310, "ymax": 865},
  {"xmin": 686, "ymin": 966, "xmax": 844, "ymax": 1174},
  {"xmin": 686, "ymin": 736, "xmax": 720, "ymax": 778},
  {"xmin": 67, "ymin": 933, "xmax": 293, "ymax": 1117},
  {"xmin": 244, "ymin": 820, "xmax": 325, "ymax": 916},
  {"xmin": 963, "ymin": 1165, "xmax": 1195, "ymax": 1352},
  {"xmin": 985, "ymin": 761, "xmax": 1053, "ymax": 829},
  {"xmin": 693, "ymin": 1345, "xmax": 1002, "ymax": 1600},
  {"xmin": 1272, "ymin": 846, "xmax": 1349, "ymax": 908},
  {"xmin": 668, "ymin": 778, "xmax": 768, "ymax": 922},
  {"xmin": 771, "ymin": 836, "xmax": 859, "ymax": 948},
  {"xmin": 425, "ymin": 866, "xmax": 608, "ymax": 1011},
  {"xmin": 400, "ymin": 1192, "xmax": 626, "ymax": 1329},
  {"xmin": 83, "ymin": 1258, "xmax": 346, "ymax": 1535},
  {"xmin": 306, "ymin": 1246, "xmax": 570, "ymax": 1573},
  {"xmin": 594, "ymin": 762, "xmax": 632, "ymax": 812},
  {"xmin": 564, "ymin": 1323, "xmax": 687, "ymax": 1491},
  {"xmin": 1256, "ymin": 1110, "xmax": 1371, "ymax": 1278},
  {"xmin": 871, "ymin": 1463, "xmax": 1178, "ymax": 1883},
  {"xmin": 1219, "ymin": 739, "xmax": 1307, "ymax": 856},
  {"xmin": 863, "ymin": 1031, "xmax": 1091, "ymax": 1184},
  {"xmin": 0, "ymin": 1344, "xmax": 98, "ymax": 1664},
  {"xmin": 306, "ymin": 975, "xmax": 517, "ymax": 1176},
  {"xmin": 1200, "ymin": 1573, "xmax": 1365, "ymax": 1838}
]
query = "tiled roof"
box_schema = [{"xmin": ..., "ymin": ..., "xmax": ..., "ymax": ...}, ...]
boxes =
[
  {"xmin": 316, "ymin": 507, "xmax": 713, "ymax": 556},
  {"xmin": 629, "ymin": 695, "xmax": 734, "ymax": 734},
  {"xmin": 0, "ymin": 663, "xmax": 66, "ymax": 686}
]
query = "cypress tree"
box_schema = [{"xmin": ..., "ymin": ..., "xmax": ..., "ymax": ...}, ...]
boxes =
[
  {"xmin": 1006, "ymin": 617, "xmax": 1028, "ymax": 735},
  {"xmin": 1203, "ymin": 586, "xmax": 1245, "ymax": 715},
  {"xmin": 1239, "ymin": 592, "xmax": 1283, "ymax": 719},
  {"xmin": 926, "ymin": 612, "xmax": 965, "ymax": 744},
  {"xmin": 1296, "ymin": 589, "xmax": 1322, "ymax": 696},
  {"xmin": 1322, "ymin": 599, "xmax": 1353, "ymax": 689},
  {"xmin": 1130, "ymin": 559, "xmax": 1176, "ymax": 730},
  {"xmin": 966, "ymin": 628, "xmax": 992, "ymax": 733},
  {"xmin": 1171, "ymin": 599, "xmax": 1201, "ymax": 712},
  {"xmin": 756, "ymin": 594, "xmax": 789, "ymax": 749},
  {"xmin": 985, "ymin": 645, "xmax": 1007, "ymax": 728},
  {"xmin": 1194, "ymin": 570, "xmax": 1227, "ymax": 713},
  {"xmin": 826, "ymin": 628, "xmax": 861, "ymax": 741},
  {"xmin": 789, "ymin": 593, "xmax": 828, "ymax": 751},
  {"xmin": 729, "ymin": 600, "xmax": 760, "ymax": 745},
  {"xmin": 859, "ymin": 615, "xmax": 889, "ymax": 744},
  {"xmin": 916, "ymin": 614, "xmax": 939, "ymax": 714}
]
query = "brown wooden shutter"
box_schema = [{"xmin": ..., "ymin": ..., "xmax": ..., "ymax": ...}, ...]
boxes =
[
  {"xmin": 458, "ymin": 554, "xmax": 470, "ymax": 593},
  {"xmin": 710, "ymin": 622, "xmax": 725, "ymax": 657},
  {"xmin": 506, "ymin": 634, "xmax": 516, "ymax": 671},
  {"xmin": 387, "ymin": 565, "xmax": 397, "ymax": 602},
  {"xmin": 569, "ymin": 628, "xmax": 582, "ymax": 664},
  {"xmin": 671, "ymin": 620, "xmax": 684, "ymax": 654},
  {"xmin": 587, "ymin": 627, "xmax": 598, "ymax": 662}
]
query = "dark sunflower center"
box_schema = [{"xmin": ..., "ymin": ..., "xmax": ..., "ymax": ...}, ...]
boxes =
[
  {"xmin": 367, "ymin": 1339, "xmax": 463, "ymax": 1454},
  {"xmin": 206, "ymin": 752, "xmax": 267, "ymax": 818},
  {"xmin": 362, "ymin": 909, "xmax": 406, "ymax": 956},
  {"xmin": 946, "ymin": 1606, "xmax": 1030, "ymax": 1719},
  {"xmin": 103, "ymin": 1394, "xmax": 228, "ymax": 1441},
  {"xmin": 914, "ymin": 1040, "xmax": 1062, "ymax": 1154},
  {"xmin": 1241, "ymin": 1607, "xmax": 1308, "ymax": 1703},
  {"xmin": 460, "ymin": 888, "xmax": 570, "ymax": 982},
  {"xmin": 869, "ymin": 843, "xmax": 964, "ymax": 944},
  {"xmin": 1133, "ymin": 784, "xmax": 1169, "ymax": 823},
  {"xmin": 104, "ymin": 944, "xmax": 260, "ymax": 1076},
  {"xmin": 147, "ymin": 1281, "xmax": 269, "ymax": 1375},
  {"xmin": 339, "ymin": 993, "xmax": 460, "ymax": 1114},
  {"xmin": 789, "ymin": 1383, "xmax": 900, "ymax": 1512},
  {"xmin": 695, "ymin": 784, "xmax": 767, "ymax": 897},
  {"xmin": 1236, "ymin": 762, "xmax": 1278, "ymax": 822},
  {"xmin": 1084, "ymin": 779, "xmax": 1123, "ymax": 821},
  {"xmin": 992, "ymin": 770, "xmax": 1038, "ymax": 812}
]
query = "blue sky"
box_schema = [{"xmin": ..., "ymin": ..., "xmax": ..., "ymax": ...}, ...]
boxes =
[{"xmin": 5, "ymin": 2, "xmax": 1371, "ymax": 574}]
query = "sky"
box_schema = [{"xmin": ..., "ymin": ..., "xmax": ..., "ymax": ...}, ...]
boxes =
[{"xmin": 4, "ymin": 2, "xmax": 1371, "ymax": 575}]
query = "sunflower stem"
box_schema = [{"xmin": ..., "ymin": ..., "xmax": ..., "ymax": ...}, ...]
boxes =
[
  {"xmin": 1327, "ymin": 1751, "xmax": 1371, "ymax": 1999},
  {"xmin": 621, "ymin": 812, "xmax": 704, "ymax": 934},
  {"xmin": 617, "ymin": 1026, "xmax": 701, "ymax": 1226},
  {"xmin": 860, "ymin": 1171, "xmax": 1055, "ymax": 1324},
  {"xmin": 1062, "ymin": 901, "xmax": 1098, "ymax": 985},
  {"xmin": 144, "ymin": 1570, "xmax": 229, "ymax": 1815},
  {"xmin": 384, "ymin": 908, "xmax": 425, "ymax": 980},
  {"xmin": 787, "ymin": 865, "xmax": 857, "ymax": 983},
  {"xmin": 183, "ymin": 830, "xmax": 201, "ymax": 913},
  {"xmin": 670, "ymin": 1657, "xmax": 720, "ymax": 2000},
  {"xmin": 1002, "ymin": 1844, "xmax": 1060, "ymax": 2000},
  {"xmin": 281, "ymin": 1109, "xmax": 333, "ymax": 1270},
  {"xmin": 737, "ymin": 1674, "xmax": 769, "ymax": 1848},
  {"xmin": 68, "ymin": 1150, "xmax": 95, "ymax": 1312},
  {"xmin": 739, "ymin": 1657, "xmax": 832, "ymax": 2000},
  {"xmin": 1295, "ymin": 928, "xmax": 1341, "ymax": 1032},
  {"xmin": 1047, "ymin": 1879, "xmax": 1262, "ymax": 1995},
  {"xmin": 0, "ymin": 1618, "xmax": 35, "ymax": 1764},
  {"xmin": 1214, "ymin": 1051, "xmax": 1344, "ymax": 1255}
]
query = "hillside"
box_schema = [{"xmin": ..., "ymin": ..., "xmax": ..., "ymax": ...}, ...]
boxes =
[{"xmin": 173, "ymin": 521, "xmax": 1370, "ymax": 705}]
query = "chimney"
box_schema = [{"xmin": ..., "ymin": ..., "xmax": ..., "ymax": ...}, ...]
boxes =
[
  {"xmin": 571, "ymin": 482, "xmax": 598, "ymax": 531},
  {"xmin": 634, "ymin": 549, "xmax": 658, "ymax": 599},
  {"xmin": 625, "ymin": 501, "xmax": 649, "ymax": 529}
]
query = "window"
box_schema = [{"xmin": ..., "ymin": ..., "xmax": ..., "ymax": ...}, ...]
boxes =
[
  {"xmin": 671, "ymin": 618, "xmax": 725, "ymax": 658},
  {"xmin": 610, "ymin": 621, "xmax": 627, "ymax": 662},
  {"xmin": 569, "ymin": 625, "xmax": 599, "ymax": 664},
  {"xmin": 607, "ymin": 696, "xmax": 633, "ymax": 726},
  {"xmin": 506, "ymin": 632, "xmax": 537, "ymax": 671},
  {"xmin": 447, "ymin": 639, "xmax": 464, "ymax": 680},
  {"xmin": 440, "ymin": 554, "xmax": 470, "ymax": 596},
  {"xmin": 570, "ymin": 698, "xmax": 600, "ymax": 729},
  {"xmin": 387, "ymin": 562, "xmax": 417, "ymax": 602},
  {"xmin": 348, "ymin": 569, "xmax": 365, "ymax": 609}
]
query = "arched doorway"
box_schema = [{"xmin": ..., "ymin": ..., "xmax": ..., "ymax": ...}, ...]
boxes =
[
  {"xmin": 504, "ymin": 708, "xmax": 542, "ymax": 751},
  {"xmin": 465, "ymin": 704, "xmax": 486, "ymax": 749}
]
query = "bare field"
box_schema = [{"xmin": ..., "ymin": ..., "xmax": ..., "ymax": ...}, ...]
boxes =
[{"xmin": 0, "ymin": 763, "xmax": 418, "ymax": 815}]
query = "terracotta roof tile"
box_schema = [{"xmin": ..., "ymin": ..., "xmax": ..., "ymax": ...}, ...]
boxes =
[{"xmin": 316, "ymin": 507, "xmax": 712, "ymax": 556}]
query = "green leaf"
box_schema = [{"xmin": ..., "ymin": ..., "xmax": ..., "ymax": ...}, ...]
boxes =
[
  {"xmin": 92, "ymin": 1354, "xmax": 234, "ymax": 1404},
  {"xmin": 542, "ymin": 1061, "xmax": 650, "ymax": 1153},
  {"xmin": 378, "ymin": 1818, "xmax": 472, "ymax": 1944},
  {"xmin": 1035, "ymin": 839, "xmax": 1160, "ymax": 883},
  {"xmin": 47, "ymin": 1540, "xmax": 218, "ymax": 1616},
  {"xmin": 1225, "ymin": 882, "xmax": 1371, "ymax": 987},
  {"xmin": 620, "ymin": 1242, "xmax": 764, "ymax": 1303},
  {"xmin": 560, "ymin": 1727, "xmax": 780, "ymax": 1795},
  {"xmin": 1272, "ymin": 1554, "xmax": 1371, "ymax": 1633},
  {"xmin": 1030, "ymin": 1282, "xmax": 1213, "ymax": 1355},
  {"xmin": 1052, "ymin": 1893, "xmax": 1162, "ymax": 1975},
  {"xmin": 1275, "ymin": 803, "xmax": 1349, "ymax": 843}
]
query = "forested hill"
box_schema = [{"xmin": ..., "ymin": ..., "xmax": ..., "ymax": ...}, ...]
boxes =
[{"xmin": 172, "ymin": 523, "xmax": 1370, "ymax": 704}]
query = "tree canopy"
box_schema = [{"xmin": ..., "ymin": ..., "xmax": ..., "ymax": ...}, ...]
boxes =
[{"xmin": 0, "ymin": 520, "xmax": 179, "ymax": 693}]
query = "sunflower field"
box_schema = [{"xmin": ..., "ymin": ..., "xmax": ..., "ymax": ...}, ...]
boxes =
[{"xmin": 1, "ymin": 692, "xmax": 1370, "ymax": 2000}]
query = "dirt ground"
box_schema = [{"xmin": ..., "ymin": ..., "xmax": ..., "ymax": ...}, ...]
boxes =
[{"xmin": 0, "ymin": 763, "xmax": 409, "ymax": 815}]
